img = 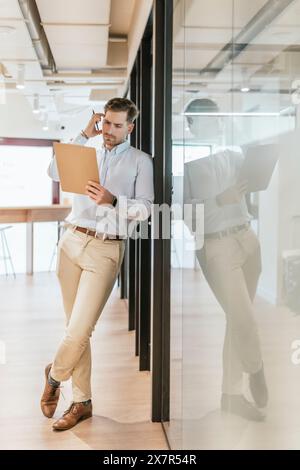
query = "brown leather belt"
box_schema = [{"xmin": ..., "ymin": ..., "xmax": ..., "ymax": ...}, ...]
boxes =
[
  {"xmin": 74, "ymin": 226, "xmax": 123, "ymax": 240},
  {"xmin": 205, "ymin": 222, "xmax": 250, "ymax": 240}
]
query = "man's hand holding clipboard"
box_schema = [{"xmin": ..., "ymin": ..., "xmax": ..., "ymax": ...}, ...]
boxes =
[{"xmin": 85, "ymin": 180, "xmax": 116, "ymax": 206}]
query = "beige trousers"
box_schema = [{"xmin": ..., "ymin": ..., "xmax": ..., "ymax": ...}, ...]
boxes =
[
  {"xmin": 51, "ymin": 226, "xmax": 125, "ymax": 402},
  {"xmin": 197, "ymin": 226, "xmax": 262, "ymax": 395}
]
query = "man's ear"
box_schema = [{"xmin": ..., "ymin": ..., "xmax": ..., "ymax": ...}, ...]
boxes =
[{"xmin": 127, "ymin": 122, "xmax": 134, "ymax": 135}]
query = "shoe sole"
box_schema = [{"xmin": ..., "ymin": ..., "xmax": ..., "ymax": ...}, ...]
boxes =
[
  {"xmin": 249, "ymin": 368, "xmax": 268, "ymax": 408},
  {"xmin": 252, "ymin": 394, "xmax": 268, "ymax": 409},
  {"xmin": 254, "ymin": 401, "xmax": 268, "ymax": 409},
  {"xmin": 52, "ymin": 412, "xmax": 93, "ymax": 431}
]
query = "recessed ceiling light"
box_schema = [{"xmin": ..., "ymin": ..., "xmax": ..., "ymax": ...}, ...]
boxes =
[{"xmin": 241, "ymin": 86, "xmax": 250, "ymax": 93}]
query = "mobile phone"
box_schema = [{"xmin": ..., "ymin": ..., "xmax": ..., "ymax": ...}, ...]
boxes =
[{"xmin": 93, "ymin": 110, "xmax": 100, "ymax": 131}]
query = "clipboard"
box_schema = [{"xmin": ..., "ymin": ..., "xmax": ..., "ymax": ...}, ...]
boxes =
[
  {"xmin": 238, "ymin": 143, "xmax": 278, "ymax": 192},
  {"xmin": 53, "ymin": 142, "xmax": 100, "ymax": 194}
]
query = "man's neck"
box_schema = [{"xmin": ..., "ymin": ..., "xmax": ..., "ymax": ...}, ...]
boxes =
[
  {"xmin": 104, "ymin": 144, "xmax": 114, "ymax": 151},
  {"xmin": 104, "ymin": 139, "xmax": 127, "ymax": 152}
]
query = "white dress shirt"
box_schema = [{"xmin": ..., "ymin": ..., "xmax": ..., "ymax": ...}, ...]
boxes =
[
  {"xmin": 184, "ymin": 148, "xmax": 251, "ymax": 235},
  {"xmin": 47, "ymin": 134, "xmax": 154, "ymax": 237}
]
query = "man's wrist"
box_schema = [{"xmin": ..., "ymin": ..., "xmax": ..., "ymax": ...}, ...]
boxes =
[{"xmin": 81, "ymin": 130, "xmax": 89, "ymax": 139}]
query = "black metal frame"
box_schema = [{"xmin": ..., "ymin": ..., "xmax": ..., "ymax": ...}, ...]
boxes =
[
  {"xmin": 127, "ymin": 64, "xmax": 137, "ymax": 331},
  {"xmin": 138, "ymin": 30, "xmax": 152, "ymax": 370},
  {"xmin": 120, "ymin": 242, "xmax": 128, "ymax": 299},
  {"xmin": 126, "ymin": 17, "xmax": 153, "ymax": 371},
  {"xmin": 120, "ymin": 0, "xmax": 173, "ymax": 421},
  {"xmin": 151, "ymin": 0, "xmax": 173, "ymax": 422}
]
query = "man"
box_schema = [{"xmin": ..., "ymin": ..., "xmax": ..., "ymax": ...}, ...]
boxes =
[
  {"xmin": 42, "ymin": 98, "xmax": 154, "ymax": 431},
  {"xmin": 184, "ymin": 98, "xmax": 268, "ymax": 421}
]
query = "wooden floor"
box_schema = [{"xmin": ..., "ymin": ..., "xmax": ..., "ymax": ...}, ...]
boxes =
[
  {"xmin": 0, "ymin": 273, "xmax": 168, "ymax": 450},
  {"xmin": 166, "ymin": 268, "xmax": 300, "ymax": 450}
]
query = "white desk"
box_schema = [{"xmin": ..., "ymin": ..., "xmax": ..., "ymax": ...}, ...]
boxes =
[{"xmin": 0, "ymin": 205, "xmax": 71, "ymax": 275}]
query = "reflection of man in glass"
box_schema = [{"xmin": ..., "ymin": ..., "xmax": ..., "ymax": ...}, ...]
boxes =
[{"xmin": 184, "ymin": 99, "xmax": 268, "ymax": 421}]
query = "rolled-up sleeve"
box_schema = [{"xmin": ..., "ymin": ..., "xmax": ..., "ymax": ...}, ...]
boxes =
[
  {"xmin": 119, "ymin": 153, "xmax": 154, "ymax": 221},
  {"xmin": 95, "ymin": 154, "xmax": 154, "ymax": 233}
]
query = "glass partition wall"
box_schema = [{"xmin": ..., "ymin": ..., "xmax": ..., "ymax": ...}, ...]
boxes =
[{"xmin": 166, "ymin": 0, "xmax": 300, "ymax": 450}]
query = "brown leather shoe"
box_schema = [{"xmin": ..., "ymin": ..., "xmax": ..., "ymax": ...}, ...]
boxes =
[
  {"xmin": 52, "ymin": 401, "xmax": 92, "ymax": 431},
  {"xmin": 249, "ymin": 363, "xmax": 268, "ymax": 408},
  {"xmin": 40, "ymin": 363, "xmax": 60, "ymax": 418},
  {"xmin": 221, "ymin": 394, "xmax": 265, "ymax": 421}
]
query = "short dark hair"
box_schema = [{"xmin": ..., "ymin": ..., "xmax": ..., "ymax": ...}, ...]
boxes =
[
  {"xmin": 185, "ymin": 98, "xmax": 219, "ymax": 114},
  {"xmin": 104, "ymin": 97, "xmax": 139, "ymax": 123}
]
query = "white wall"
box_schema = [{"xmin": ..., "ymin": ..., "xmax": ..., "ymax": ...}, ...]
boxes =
[
  {"xmin": 277, "ymin": 130, "xmax": 300, "ymax": 303},
  {"xmin": 258, "ymin": 165, "xmax": 279, "ymax": 304},
  {"xmin": 0, "ymin": 92, "xmax": 95, "ymax": 142},
  {"xmin": 257, "ymin": 126, "xmax": 300, "ymax": 304}
]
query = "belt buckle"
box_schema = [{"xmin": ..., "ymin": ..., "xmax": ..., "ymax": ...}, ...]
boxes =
[
  {"xmin": 93, "ymin": 231, "xmax": 103, "ymax": 240},
  {"xmin": 91, "ymin": 231, "xmax": 107, "ymax": 240}
]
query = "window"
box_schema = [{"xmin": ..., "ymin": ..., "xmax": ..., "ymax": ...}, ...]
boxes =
[
  {"xmin": 0, "ymin": 144, "xmax": 57, "ymax": 274},
  {"xmin": 0, "ymin": 145, "xmax": 53, "ymax": 206}
]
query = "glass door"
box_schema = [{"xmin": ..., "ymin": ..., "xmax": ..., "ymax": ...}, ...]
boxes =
[{"xmin": 165, "ymin": 0, "xmax": 300, "ymax": 450}]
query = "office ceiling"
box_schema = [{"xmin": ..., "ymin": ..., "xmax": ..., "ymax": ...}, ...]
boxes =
[
  {"xmin": 1, "ymin": 0, "xmax": 300, "ymax": 128},
  {"xmin": 172, "ymin": 0, "xmax": 300, "ymax": 111},
  {"xmin": 0, "ymin": 0, "xmax": 152, "ymax": 125}
]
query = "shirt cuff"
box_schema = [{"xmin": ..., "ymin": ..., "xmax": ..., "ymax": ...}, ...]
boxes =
[{"xmin": 74, "ymin": 133, "xmax": 88, "ymax": 145}]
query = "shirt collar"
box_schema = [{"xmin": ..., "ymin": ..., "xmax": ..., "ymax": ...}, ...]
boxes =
[{"xmin": 102, "ymin": 140, "xmax": 130, "ymax": 155}]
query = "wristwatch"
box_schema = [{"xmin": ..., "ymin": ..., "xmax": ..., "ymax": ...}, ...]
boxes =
[{"xmin": 112, "ymin": 195, "xmax": 118, "ymax": 207}]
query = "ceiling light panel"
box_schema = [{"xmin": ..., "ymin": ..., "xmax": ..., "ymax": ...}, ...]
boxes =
[
  {"xmin": 35, "ymin": 0, "xmax": 111, "ymax": 24},
  {"xmin": 36, "ymin": 0, "xmax": 111, "ymax": 69},
  {"xmin": 42, "ymin": 25, "xmax": 109, "ymax": 68}
]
